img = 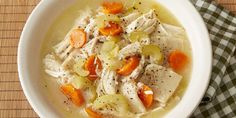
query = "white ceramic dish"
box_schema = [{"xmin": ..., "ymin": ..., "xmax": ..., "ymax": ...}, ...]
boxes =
[{"xmin": 18, "ymin": 0, "xmax": 212, "ymax": 118}]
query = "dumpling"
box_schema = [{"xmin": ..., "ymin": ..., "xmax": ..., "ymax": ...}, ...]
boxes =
[{"xmin": 139, "ymin": 64, "xmax": 182, "ymax": 103}]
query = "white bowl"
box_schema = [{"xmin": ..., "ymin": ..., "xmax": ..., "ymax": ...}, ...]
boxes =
[{"xmin": 18, "ymin": 0, "xmax": 212, "ymax": 118}]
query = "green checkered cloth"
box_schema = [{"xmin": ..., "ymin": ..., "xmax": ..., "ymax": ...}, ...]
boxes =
[{"xmin": 190, "ymin": 0, "xmax": 236, "ymax": 117}]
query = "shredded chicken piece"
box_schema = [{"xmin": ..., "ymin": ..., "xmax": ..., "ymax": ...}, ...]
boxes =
[
  {"xmin": 96, "ymin": 79, "xmax": 107, "ymax": 97},
  {"xmin": 121, "ymin": 10, "xmax": 141, "ymax": 26},
  {"xmin": 96, "ymin": 68, "xmax": 118, "ymax": 97},
  {"xmin": 43, "ymin": 54, "xmax": 73, "ymax": 84},
  {"xmin": 126, "ymin": 10, "xmax": 159, "ymax": 34},
  {"xmin": 84, "ymin": 18, "xmax": 99, "ymax": 39},
  {"xmin": 120, "ymin": 81, "xmax": 146, "ymax": 113},
  {"xmin": 44, "ymin": 54, "xmax": 64, "ymax": 78},
  {"xmin": 53, "ymin": 33, "xmax": 73, "ymax": 60},
  {"xmin": 101, "ymin": 68, "xmax": 118, "ymax": 95},
  {"xmin": 119, "ymin": 42, "xmax": 142, "ymax": 59},
  {"xmin": 81, "ymin": 36, "xmax": 105, "ymax": 56}
]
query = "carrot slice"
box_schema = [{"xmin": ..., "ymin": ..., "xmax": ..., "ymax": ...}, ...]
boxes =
[
  {"xmin": 117, "ymin": 56, "xmax": 140, "ymax": 76},
  {"xmin": 60, "ymin": 84, "xmax": 84, "ymax": 107},
  {"xmin": 99, "ymin": 22, "xmax": 122, "ymax": 36},
  {"xmin": 85, "ymin": 55, "xmax": 102, "ymax": 81},
  {"xmin": 138, "ymin": 84, "xmax": 153, "ymax": 108},
  {"xmin": 102, "ymin": 2, "xmax": 123, "ymax": 14},
  {"xmin": 168, "ymin": 50, "xmax": 188, "ymax": 71},
  {"xmin": 85, "ymin": 107, "xmax": 102, "ymax": 118},
  {"xmin": 70, "ymin": 29, "xmax": 87, "ymax": 48}
]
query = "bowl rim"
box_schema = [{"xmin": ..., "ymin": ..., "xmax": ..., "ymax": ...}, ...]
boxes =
[
  {"xmin": 17, "ymin": 1, "xmax": 52, "ymax": 117},
  {"xmin": 17, "ymin": 0, "xmax": 212, "ymax": 118},
  {"xmin": 165, "ymin": 1, "xmax": 212, "ymax": 117}
]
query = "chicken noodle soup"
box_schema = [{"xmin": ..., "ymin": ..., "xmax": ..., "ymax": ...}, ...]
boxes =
[{"xmin": 41, "ymin": 0, "xmax": 192, "ymax": 117}]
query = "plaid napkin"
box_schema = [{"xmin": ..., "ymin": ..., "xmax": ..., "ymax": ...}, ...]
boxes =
[{"xmin": 190, "ymin": 0, "xmax": 236, "ymax": 117}]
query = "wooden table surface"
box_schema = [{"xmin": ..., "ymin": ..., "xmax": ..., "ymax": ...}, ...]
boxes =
[{"xmin": 0, "ymin": 0, "xmax": 235, "ymax": 117}]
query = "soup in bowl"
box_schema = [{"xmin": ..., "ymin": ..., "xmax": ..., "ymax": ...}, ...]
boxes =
[{"xmin": 18, "ymin": 0, "xmax": 212, "ymax": 118}]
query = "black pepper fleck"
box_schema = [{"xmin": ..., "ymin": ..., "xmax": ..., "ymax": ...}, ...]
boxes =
[{"xmin": 89, "ymin": 35, "xmax": 94, "ymax": 39}]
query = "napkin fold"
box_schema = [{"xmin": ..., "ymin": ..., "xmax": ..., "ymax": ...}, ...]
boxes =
[{"xmin": 190, "ymin": 0, "xmax": 236, "ymax": 117}]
